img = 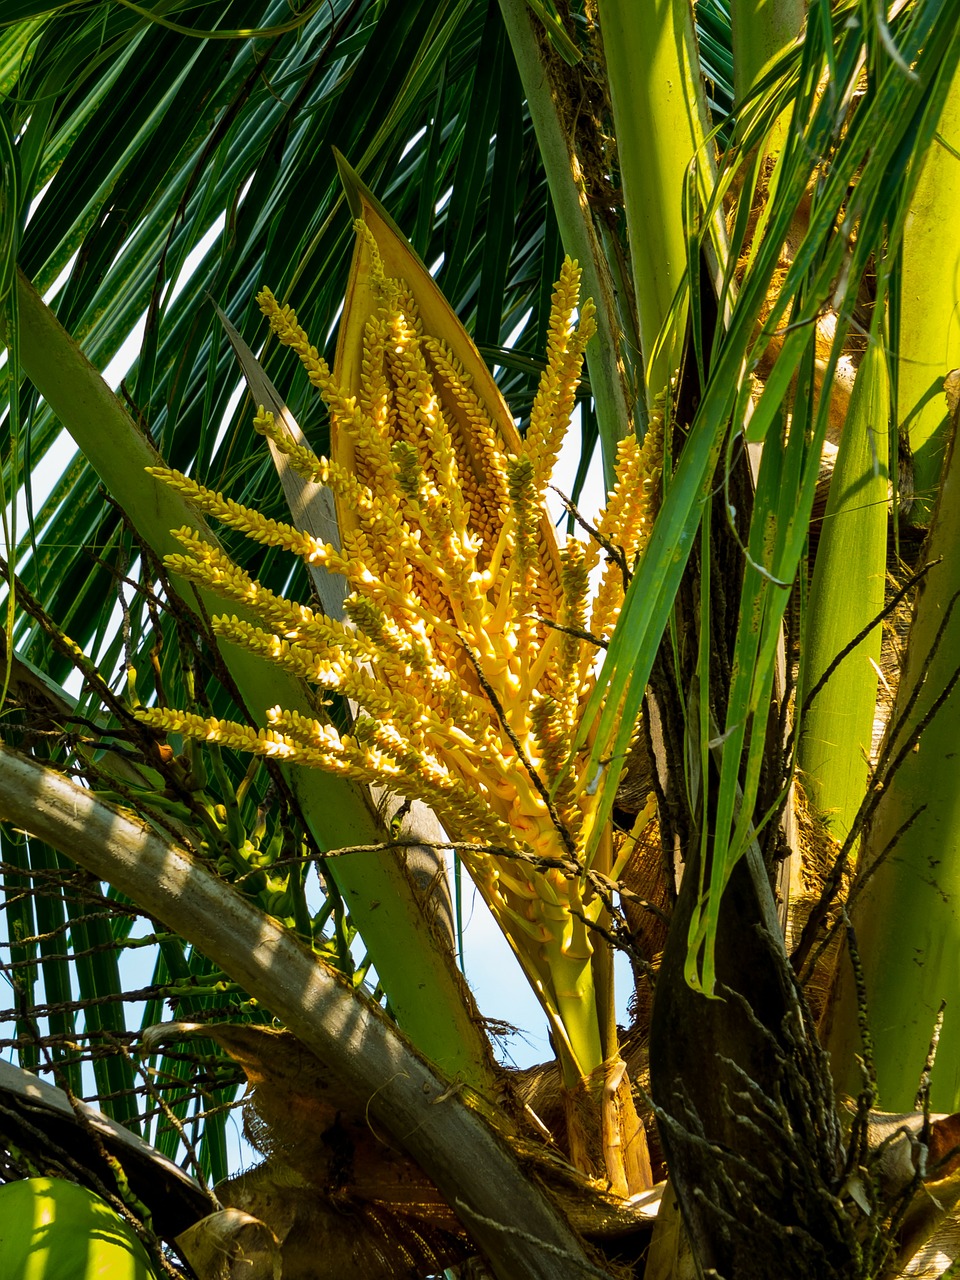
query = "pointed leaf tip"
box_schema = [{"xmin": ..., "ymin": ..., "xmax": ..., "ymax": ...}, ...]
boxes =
[{"xmin": 333, "ymin": 147, "xmax": 363, "ymax": 220}]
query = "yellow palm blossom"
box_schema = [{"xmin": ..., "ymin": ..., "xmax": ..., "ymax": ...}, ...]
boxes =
[{"xmin": 139, "ymin": 227, "xmax": 661, "ymax": 1093}]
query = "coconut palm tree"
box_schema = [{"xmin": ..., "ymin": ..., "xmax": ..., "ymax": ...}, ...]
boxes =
[{"xmin": 1, "ymin": 1, "xmax": 960, "ymax": 1277}]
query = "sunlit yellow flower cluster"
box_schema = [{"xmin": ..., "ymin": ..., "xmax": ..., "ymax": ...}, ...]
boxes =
[{"xmin": 139, "ymin": 228, "xmax": 662, "ymax": 1078}]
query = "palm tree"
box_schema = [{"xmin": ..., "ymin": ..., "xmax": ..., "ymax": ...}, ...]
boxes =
[{"xmin": 1, "ymin": 1, "xmax": 960, "ymax": 1277}]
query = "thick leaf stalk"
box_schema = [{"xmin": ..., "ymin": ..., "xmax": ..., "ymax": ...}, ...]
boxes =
[
  {"xmin": 597, "ymin": 0, "xmax": 715, "ymax": 402},
  {"xmin": 731, "ymin": 0, "xmax": 804, "ymax": 106},
  {"xmin": 730, "ymin": 0, "xmax": 804, "ymax": 160},
  {"xmin": 799, "ymin": 333, "xmax": 890, "ymax": 840},
  {"xmin": 831, "ymin": 395, "xmax": 960, "ymax": 1113},
  {"xmin": 896, "ymin": 56, "xmax": 960, "ymax": 526}
]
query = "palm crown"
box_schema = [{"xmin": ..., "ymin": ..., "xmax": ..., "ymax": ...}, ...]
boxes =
[{"xmin": 1, "ymin": 2, "xmax": 960, "ymax": 1278}]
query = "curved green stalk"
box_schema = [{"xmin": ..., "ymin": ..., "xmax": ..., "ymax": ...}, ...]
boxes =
[
  {"xmin": 498, "ymin": 0, "xmax": 637, "ymax": 482},
  {"xmin": 6, "ymin": 271, "xmax": 499, "ymax": 1097},
  {"xmin": 597, "ymin": 0, "xmax": 715, "ymax": 403}
]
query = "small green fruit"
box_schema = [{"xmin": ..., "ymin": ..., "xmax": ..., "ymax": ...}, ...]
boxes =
[{"xmin": 0, "ymin": 1178, "xmax": 161, "ymax": 1280}]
